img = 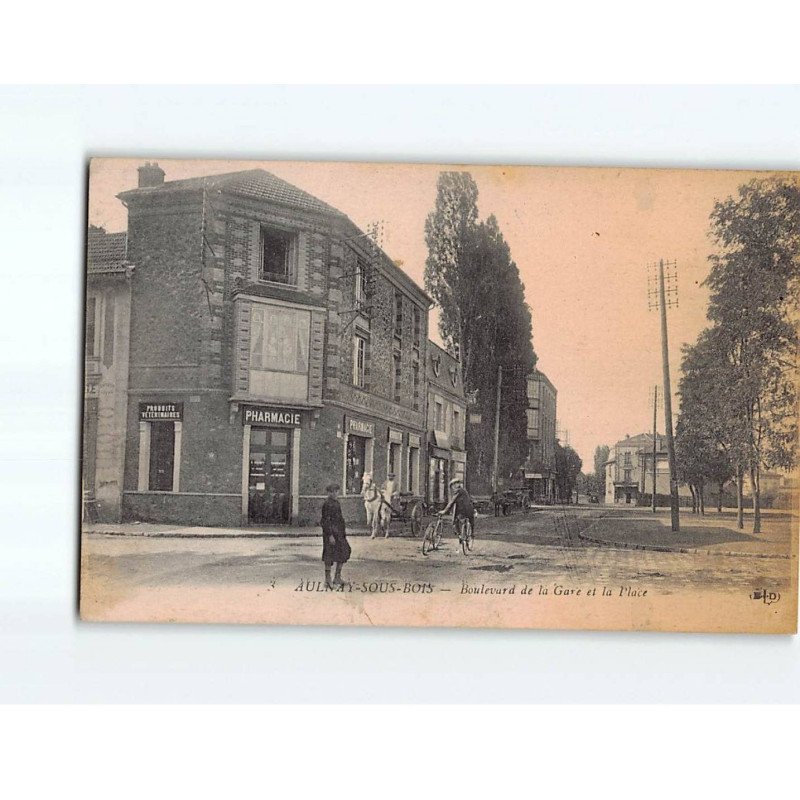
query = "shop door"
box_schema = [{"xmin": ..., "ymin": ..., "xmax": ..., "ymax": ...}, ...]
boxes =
[{"xmin": 248, "ymin": 428, "xmax": 291, "ymax": 524}]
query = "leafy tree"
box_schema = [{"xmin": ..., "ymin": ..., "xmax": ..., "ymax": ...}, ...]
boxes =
[
  {"xmin": 555, "ymin": 443, "xmax": 583, "ymax": 503},
  {"xmin": 425, "ymin": 173, "xmax": 536, "ymax": 492},
  {"xmin": 703, "ymin": 177, "xmax": 800, "ymax": 532},
  {"xmin": 677, "ymin": 331, "xmax": 739, "ymax": 519}
]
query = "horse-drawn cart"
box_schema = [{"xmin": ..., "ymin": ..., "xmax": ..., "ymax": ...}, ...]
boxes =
[{"xmin": 381, "ymin": 493, "xmax": 427, "ymax": 537}]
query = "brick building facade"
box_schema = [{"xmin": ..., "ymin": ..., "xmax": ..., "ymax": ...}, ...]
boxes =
[
  {"xmin": 425, "ymin": 341, "xmax": 467, "ymax": 504},
  {"xmin": 116, "ymin": 164, "xmax": 431, "ymax": 526},
  {"xmin": 524, "ymin": 368, "xmax": 557, "ymax": 501}
]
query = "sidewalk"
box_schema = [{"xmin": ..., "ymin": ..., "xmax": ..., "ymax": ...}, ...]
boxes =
[
  {"xmin": 579, "ymin": 509, "xmax": 796, "ymax": 559},
  {"xmin": 83, "ymin": 521, "xmax": 373, "ymax": 538}
]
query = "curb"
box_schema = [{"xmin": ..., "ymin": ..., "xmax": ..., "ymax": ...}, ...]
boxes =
[
  {"xmin": 85, "ymin": 528, "xmax": 401, "ymax": 540},
  {"xmin": 577, "ymin": 532, "xmax": 791, "ymax": 560}
]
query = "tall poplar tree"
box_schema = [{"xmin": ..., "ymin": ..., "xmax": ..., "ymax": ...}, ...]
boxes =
[{"xmin": 425, "ymin": 172, "xmax": 537, "ymax": 491}]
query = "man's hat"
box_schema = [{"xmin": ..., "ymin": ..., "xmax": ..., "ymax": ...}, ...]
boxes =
[
  {"xmin": 387, "ymin": 472, "xmax": 396, "ymax": 479},
  {"xmin": 325, "ymin": 483, "xmax": 340, "ymax": 493},
  {"xmin": 449, "ymin": 478, "xmax": 463, "ymax": 487}
]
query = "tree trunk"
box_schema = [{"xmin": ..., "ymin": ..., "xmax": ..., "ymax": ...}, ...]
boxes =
[
  {"xmin": 751, "ymin": 464, "xmax": 761, "ymax": 534},
  {"xmin": 736, "ymin": 467, "xmax": 744, "ymax": 529},
  {"xmin": 717, "ymin": 481, "xmax": 723, "ymax": 513},
  {"xmin": 689, "ymin": 484, "xmax": 697, "ymax": 514},
  {"xmin": 699, "ymin": 480, "xmax": 705, "ymax": 516}
]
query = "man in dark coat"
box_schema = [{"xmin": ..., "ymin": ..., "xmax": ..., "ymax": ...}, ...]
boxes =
[{"xmin": 321, "ymin": 483, "xmax": 351, "ymax": 589}]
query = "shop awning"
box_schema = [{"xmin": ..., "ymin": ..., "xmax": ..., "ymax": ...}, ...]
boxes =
[
  {"xmin": 433, "ymin": 430, "xmax": 450, "ymax": 449},
  {"xmin": 430, "ymin": 446, "xmax": 451, "ymax": 459}
]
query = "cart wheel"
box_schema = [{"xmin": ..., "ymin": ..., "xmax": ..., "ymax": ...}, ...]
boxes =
[{"xmin": 409, "ymin": 501, "xmax": 423, "ymax": 537}]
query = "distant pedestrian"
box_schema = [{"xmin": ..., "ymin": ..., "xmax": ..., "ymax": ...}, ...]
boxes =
[{"xmin": 321, "ymin": 483, "xmax": 351, "ymax": 589}]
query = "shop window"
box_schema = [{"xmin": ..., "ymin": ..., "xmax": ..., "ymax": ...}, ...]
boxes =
[
  {"xmin": 346, "ymin": 435, "xmax": 367, "ymax": 495},
  {"xmin": 388, "ymin": 441, "xmax": 401, "ymax": 479},
  {"xmin": 260, "ymin": 227, "xmax": 295, "ymax": 284},
  {"xmin": 149, "ymin": 422, "xmax": 175, "ymax": 491},
  {"xmin": 408, "ymin": 447, "xmax": 419, "ymax": 495},
  {"xmin": 249, "ymin": 304, "xmax": 310, "ymax": 401},
  {"xmin": 353, "ymin": 335, "xmax": 367, "ymax": 388}
]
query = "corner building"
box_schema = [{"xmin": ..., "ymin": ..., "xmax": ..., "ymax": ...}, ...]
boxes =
[{"xmin": 119, "ymin": 164, "xmax": 430, "ymax": 526}]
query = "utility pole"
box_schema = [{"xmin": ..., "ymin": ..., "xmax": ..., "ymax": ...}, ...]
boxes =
[
  {"xmin": 652, "ymin": 384, "xmax": 658, "ymax": 513},
  {"xmin": 650, "ymin": 258, "xmax": 680, "ymax": 532},
  {"xmin": 492, "ymin": 364, "xmax": 502, "ymax": 493}
]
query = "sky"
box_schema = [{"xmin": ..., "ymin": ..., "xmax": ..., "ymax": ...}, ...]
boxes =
[{"xmin": 89, "ymin": 158, "xmax": 783, "ymax": 469}]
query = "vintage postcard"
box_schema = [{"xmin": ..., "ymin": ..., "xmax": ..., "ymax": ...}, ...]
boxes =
[{"xmin": 80, "ymin": 157, "xmax": 799, "ymax": 633}]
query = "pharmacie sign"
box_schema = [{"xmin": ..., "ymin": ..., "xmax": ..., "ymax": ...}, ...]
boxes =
[
  {"xmin": 139, "ymin": 402, "xmax": 183, "ymax": 421},
  {"xmin": 242, "ymin": 405, "xmax": 302, "ymax": 427},
  {"xmin": 347, "ymin": 417, "xmax": 375, "ymax": 438}
]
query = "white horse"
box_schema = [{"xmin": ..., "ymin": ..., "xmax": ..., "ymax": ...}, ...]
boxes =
[{"xmin": 362, "ymin": 474, "xmax": 391, "ymax": 538}]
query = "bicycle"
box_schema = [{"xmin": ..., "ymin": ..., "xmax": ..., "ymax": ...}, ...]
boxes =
[{"xmin": 421, "ymin": 513, "xmax": 474, "ymax": 556}]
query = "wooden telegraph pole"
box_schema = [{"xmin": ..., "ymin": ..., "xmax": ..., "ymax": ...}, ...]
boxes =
[
  {"xmin": 652, "ymin": 384, "xmax": 658, "ymax": 514},
  {"xmin": 657, "ymin": 259, "xmax": 680, "ymax": 532}
]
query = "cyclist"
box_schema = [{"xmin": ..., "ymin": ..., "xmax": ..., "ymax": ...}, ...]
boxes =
[{"xmin": 439, "ymin": 477, "xmax": 476, "ymax": 539}]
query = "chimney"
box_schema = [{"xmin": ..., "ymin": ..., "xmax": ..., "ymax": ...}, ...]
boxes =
[{"xmin": 137, "ymin": 161, "xmax": 165, "ymax": 188}]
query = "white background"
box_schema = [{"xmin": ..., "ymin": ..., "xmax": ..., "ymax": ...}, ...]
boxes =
[{"xmin": 1, "ymin": 85, "xmax": 799, "ymax": 706}]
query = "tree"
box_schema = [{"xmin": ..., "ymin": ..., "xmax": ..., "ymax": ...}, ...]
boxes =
[
  {"xmin": 676, "ymin": 331, "xmax": 738, "ymax": 519},
  {"xmin": 425, "ymin": 173, "xmax": 537, "ymax": 492},
  {"xmin": 703, "ymin": 177, "xmax": 800, "ymax": 533},
  {"xmin": 555, "ymin": 443, "xmax": 583, "ymax": 503},
  {"xmin": 591, "ymin": 444, "xmax": 610, "ymax": 499}
]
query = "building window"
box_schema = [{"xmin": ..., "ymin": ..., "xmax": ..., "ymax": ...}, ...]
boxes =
[
  {"xmin": 249, "ymin": 304, "xmax": 310, "ymax": 401},
  {"xmin": 393, "ymin": 353, "xmax": 402, "ymax": 403},
  {"xmin": 85, "ymin": 296, "xmax": 98, "ymax": 357},
  {"xmin": 412, "ymin": 362, "xmax": 420, "ymax": 411},
  {"xmin": 353, "ymin": 335, "xmax": 366, "ymax": 388},
  {"xmin": 624, "ymin": 452, "xmax": 632, "ymax": 466},
  {"xmin": 412, "ymin": 306, "xmax": 421, "ymax": 348},
  {"xmin": 346, "ymin": 435, "xmax": 367, "ymax": 495},
  {"xmin": 624, "ymin": 469, "xmax": 632, "ymax": 483},
  {"xmin": 260, "ymin": 227, "xmax": 294, "ymax": 284},
  {"xmin": 355, "ymin": 259, "xmax": 370, "ymax": 309},
  {"xmin": 394, "ymin": 291, "xmax": 403, "ymax": 339},
  {"xmin": 453, "ymin": 408, "xmax": 461, "ymax": 447},
  {"xmin": 435, "ymin": 400, "xmax": 444, "ymax": 431}
]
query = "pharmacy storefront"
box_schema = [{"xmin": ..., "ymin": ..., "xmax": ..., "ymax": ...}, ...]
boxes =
[{"xmin": 241, "ymin": 405, "xmax": 304, "ymax": 525}]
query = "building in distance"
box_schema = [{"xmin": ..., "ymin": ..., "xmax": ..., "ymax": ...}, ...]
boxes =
[{"xmin": 523, "ymin": 368, "xmax": 557, "ymax": 502}]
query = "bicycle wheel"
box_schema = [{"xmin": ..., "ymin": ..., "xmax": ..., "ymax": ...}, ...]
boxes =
[
  {"xmin": 459, "ymin": 519, "xmax": 473, "ymax": 555},
  {"xmin": 433, "ymin": 520, "xmax": 443, "ymax": 549},
  {"xmin": 422, "ymin": 521, "xmax": 436, "ymax": 555}
]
